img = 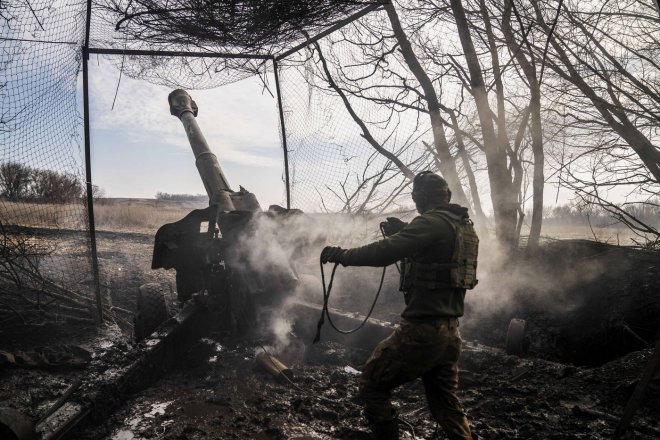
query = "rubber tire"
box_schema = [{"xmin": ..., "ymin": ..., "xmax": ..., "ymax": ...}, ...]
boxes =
[
  {"xmin": 505, "ymin": 318, "xmax": 527, "ymax": 356},
  {"xmin": 134, "ymin": 283, "xmax": 171, "ymax": 341}
]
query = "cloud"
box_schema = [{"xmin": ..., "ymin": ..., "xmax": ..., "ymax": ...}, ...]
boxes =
[{"xmin": 88, "ymin": 58, "xmax": 281, "ymax": 168}]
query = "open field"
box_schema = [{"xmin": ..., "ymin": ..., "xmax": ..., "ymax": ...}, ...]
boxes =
[
  {"xmin": 2, "ymin": 198, "xmax": 650, "ymax": 245},
  {"xmin": 93, "ymin": 198, "xmax": 208, "ymax": 233},
  {"xmin": 93, "ymin": 200, "xmax": 655, "ymax": 246},
  {"xmin": 1, "ymin": 198, "xmax": 207, "ymax": 234}
]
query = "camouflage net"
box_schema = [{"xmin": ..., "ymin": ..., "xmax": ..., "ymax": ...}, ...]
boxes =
[
  {"xmin": 0, "ymin": 0, "xmax": 97, "ymax": 326},
  {"xmin": 4, "ymin": 0, "xmax": 657, "ymax": 336},
  {"xmin": 277, "ymin": 8, "xmax": 474, "ymax": 213},
  {"xmin": 87, "ymin": 0, "xmax": 379, "ymax": 89},
  {"xmin": 1, "ymin": 0, "xmax": 406, "ymax": 329}
]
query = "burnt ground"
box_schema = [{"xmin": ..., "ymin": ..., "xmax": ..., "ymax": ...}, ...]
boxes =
[{"xmin": 1, "ymin": 231, "xmax": 660, "ymax": 439}]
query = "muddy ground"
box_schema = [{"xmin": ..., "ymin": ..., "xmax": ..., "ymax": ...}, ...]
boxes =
[
  {"xmin": 1, "ymin": 230, "xmax": 659, "ymax": 439},
  {"xmin": 3, "ymin": 323, "xmax": 659, "ymax": 439},
  {"xmin": 78, "ymin": 335, "xmax": 660, "ymax": 439}
]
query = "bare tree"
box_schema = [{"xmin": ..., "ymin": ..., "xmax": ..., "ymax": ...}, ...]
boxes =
[
  {"xmin": 322, "ymin": 155, "xmax": 412, "ymax": 214},
  {"xmin": 439, "ymin": 0, "xmax": 535, "ymax": 249},
  {"xmin": 513, "ymin": 0, "xmax": 660, "ymax": 245},
  {"xmin": 295, "ymin": 4, "xmax": 490, "ymax": 222},
  {"xmin": 312, "ymin": 39, "xmax": 416, "ymax": 181},
  {"xmin": 0, "ymin": 162, "xmax": 32, "ymax": 201},
  {"xmin": 528, "ymin": 0, "xmax": 660, "ymax": 184},
  {"xmin": 31, "ymin": 169, "xmax": 84, "ymax": 202},
  {"xmin": 500, "ymin": 0, "xmax": 545, "ymax": 248},
  {"xmin": 384, "ymin": 1, "xmax": 470, "ymax": 206}
]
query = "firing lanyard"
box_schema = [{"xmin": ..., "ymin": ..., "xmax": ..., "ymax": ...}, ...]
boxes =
[
  {"xmin": 312, "ymin": 226, "xmax": 389, "ymax": 343},
  {"xmin": 312, "ymin": 261, "xmax": 386, "ymax": 343}
]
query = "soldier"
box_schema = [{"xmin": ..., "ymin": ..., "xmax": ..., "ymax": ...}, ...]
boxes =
[{"xmin": 321, "ymin": 171, "xmax": 479, "ymax": 440}]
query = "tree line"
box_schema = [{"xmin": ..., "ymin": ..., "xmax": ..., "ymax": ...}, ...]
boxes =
[
  {"xmin": 155, "ymin": 192, "xmax": 207, "ymax": 201},
  {"xmin": 0, "ymin": 162, "xmax": 89, "ymax": 203}
]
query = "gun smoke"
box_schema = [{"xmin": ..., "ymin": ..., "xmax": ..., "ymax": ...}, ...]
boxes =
[{"xmin": 235, "ymin": 211, "xmax": 618, "ymax": 362}]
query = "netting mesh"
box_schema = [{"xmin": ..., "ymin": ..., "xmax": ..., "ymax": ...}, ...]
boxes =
[
  {"xmin": 86, "ymin": 0, "xmax": 377, "ymax": 89},
  {"xmin": 1, "ymin": 1, "xmax": 96, "ymax": 325},
  {"xmin": 279, "ymin": 54, "xmax": 423, "ymax": 213},
  {"xmin": 88, "ymin": 7, "xmax": 266, "ymax": 89},
  {"xmin": 277, "ymin": 8, "xmax": 478, "ymax": 213},
  {"xmin": 1, "ymin": 0, "xmax": 437, "ymax": 330}
]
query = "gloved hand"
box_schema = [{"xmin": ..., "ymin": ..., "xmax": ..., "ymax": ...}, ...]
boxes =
[
  {"xmin": 321, "ymin": 246, "xmax": 345, "ymax": 265},
  {"xmin": 380, "ymin": 217, "xmax": 407, "ymax": 237}
]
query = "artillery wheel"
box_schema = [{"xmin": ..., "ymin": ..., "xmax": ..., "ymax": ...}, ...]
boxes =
[
  {"xmin": 0, "ymin": 407, "xmax": 36, "ymax": 440},
  {"xmin": 505, "ymin": 318, "xmax": 527, "ymax": 356},
  {"xmin": 134, "ymin": 283, "xmax": 171, "ymax": 341}
]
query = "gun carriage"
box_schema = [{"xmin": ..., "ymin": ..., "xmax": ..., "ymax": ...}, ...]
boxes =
[{"xmin": 134, "ymin": 89, "xmax": 300, "ymax": 339}]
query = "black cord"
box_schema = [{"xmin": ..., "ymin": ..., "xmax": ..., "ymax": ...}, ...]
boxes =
[
  {"xmin": 380, "ymin": 223, "xmax": 401, "ymax": 274},
  {"xmin": 319, "ymin": 260, "xmax": 386, "ymax": 337},
  {"xmin": 313, "ymin": 227, "xmax": 391, "ymax": 343},
  {"xmin": 312, "ymin": 223, "xmax": 408, "ymax": 344}
]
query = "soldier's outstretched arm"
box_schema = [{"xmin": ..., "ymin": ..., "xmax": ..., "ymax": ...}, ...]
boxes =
[{"xmin": 340, "ymin": 215, "xmax": 444, "ymax": 267}]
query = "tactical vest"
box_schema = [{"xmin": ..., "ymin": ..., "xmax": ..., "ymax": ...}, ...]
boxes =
[{"xmin": 400, "ymin": 210, "xmax": 479, "ymax": 291}]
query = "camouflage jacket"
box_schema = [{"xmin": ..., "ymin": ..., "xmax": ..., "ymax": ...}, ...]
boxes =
[{"xmin": 341, "ymin": 204, "xmax": 469, "ymax": 320}]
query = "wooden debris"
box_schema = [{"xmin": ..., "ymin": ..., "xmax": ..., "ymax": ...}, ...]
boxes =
[
  {"xmin": 614, "ymin": 337, "xmax": 660, "ymax": 438},
  {"xmin": 256, "ymin": 351, "xmax": 294, "ymax": 382}
]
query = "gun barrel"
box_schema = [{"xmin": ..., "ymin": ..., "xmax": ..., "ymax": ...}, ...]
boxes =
[{"xmin": 168, "ymin": 89, "xmax": 235, "ymax": 210}]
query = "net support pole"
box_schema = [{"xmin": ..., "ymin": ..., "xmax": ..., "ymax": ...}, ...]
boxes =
[
  {"xmin": 83, "ymin": 0, "xmax": 103, "ymax": 322},
  {"xmin": 272, "ymin": 58, "xmax": 291, "ymax": 209}
]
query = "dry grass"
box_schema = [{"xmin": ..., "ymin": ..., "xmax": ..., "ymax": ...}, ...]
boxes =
[
  {"xmin": 93, "ymin": 199, "xmax": 206, "ymax": 233},
  {"xmin": 1, "ymin": 199, "xmax": 205, "ymax": 234},
  {"xmin": 539, "ymin": 223, "xmax": 638, "ymax": 245},
  {"xmin": 1, "ymin": 200, "xmax": 88, "ymax": 229},
  {"xmin": 0, "ymin": 198, "xmax": 649, "ymax": 244}
]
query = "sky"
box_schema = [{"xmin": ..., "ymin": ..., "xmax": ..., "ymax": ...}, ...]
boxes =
[
  {"xmin": 81, "ymin": 56, "xmax": 585, "ymax": 213},
  {"xmin": 75, "ymin": 43, "xmax": 643, "ymax": 224},
  {"xmin": 83, "ymin": 57, "xmax": 287, "ymax": 207},
  {"xmin": 4, "ymin": 0, "xmax": 649, "ymax": 218}
]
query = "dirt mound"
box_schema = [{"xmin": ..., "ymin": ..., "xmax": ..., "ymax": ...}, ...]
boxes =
[{"xmin": 463, "ymin": 240, "xmax": 660, "ymax": 366}]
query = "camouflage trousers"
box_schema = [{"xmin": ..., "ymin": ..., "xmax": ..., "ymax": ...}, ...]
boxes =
[{"xmin": 358, "ymin": 319, "xmax": 472, "ymax": 440}]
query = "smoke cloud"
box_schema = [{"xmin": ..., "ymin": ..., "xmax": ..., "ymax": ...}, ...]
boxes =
[
  {"xmin": 235, "ymin": 211, "xmax": 407, "ymax": 357},
  {"xmin": 233, "ymin": 211, "xmax": 612, "ymax": 355}
]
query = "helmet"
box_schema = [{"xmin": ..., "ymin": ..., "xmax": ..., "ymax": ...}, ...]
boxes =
[{"xmin": 412, "ymin": 171, "xmax": 451, "ymax": 205}]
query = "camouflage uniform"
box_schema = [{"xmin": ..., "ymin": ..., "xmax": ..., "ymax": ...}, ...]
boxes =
[{"xmin": 339, "ymin": 204, "xmax": 474, "ymax": 440}]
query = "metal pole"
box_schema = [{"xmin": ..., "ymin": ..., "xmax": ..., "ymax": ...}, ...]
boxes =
[
  {"xmin": 82, "ymin": 51, "xmax": 102, "ymax": 322},
  {"xmin": 83, "ymin": 0, "xmax": 103, "ymax": 322},
  {"xmin": 87, "ymin": 48, "xmax": 273, "ymax": 59},
  {"xmin": 272, "ymin": 59, "xmax": 291, "ymax": 209},
  {"xmin": 84, "ymin": 0, "xmax": 92, "ymax": 49}
]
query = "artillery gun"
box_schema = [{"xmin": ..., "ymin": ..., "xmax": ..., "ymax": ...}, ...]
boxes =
[{"xmin": 134, "ymin": 89, "xmax": 299, "ymax": 340}]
